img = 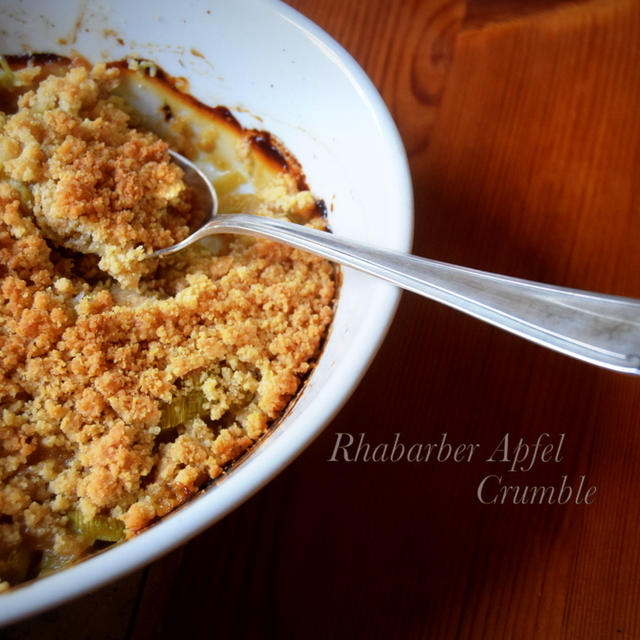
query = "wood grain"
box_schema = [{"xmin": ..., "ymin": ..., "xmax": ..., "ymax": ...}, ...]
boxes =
[
  {"xmin": 286, "ymin": 0, "xmax": 467, "ymax": 156},
  {"xmin": 6, "ymin": 0, "xmax": 640, "ymax": 638}
]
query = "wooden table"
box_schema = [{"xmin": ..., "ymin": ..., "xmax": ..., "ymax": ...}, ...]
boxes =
[{"xmin": 7, "ymin": 0, "xmax": 640, "ymax": 637}]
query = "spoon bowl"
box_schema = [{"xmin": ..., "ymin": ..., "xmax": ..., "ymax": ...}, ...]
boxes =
[
  {"xmin": 154, "ymin": 151, "xmax": 219, "ymax": 258},
  {"xmin": 158, "ymin": 150, "xmax": 640, "ymax": 375}
]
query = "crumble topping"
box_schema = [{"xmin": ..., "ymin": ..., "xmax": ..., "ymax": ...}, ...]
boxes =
[
  {"xmin": 0, "ymin": 60, "xmax": 335, "ymax": 589},
  {"xmin": 1, "ymin": 64, "xmax": 195, "ymax": 289}
]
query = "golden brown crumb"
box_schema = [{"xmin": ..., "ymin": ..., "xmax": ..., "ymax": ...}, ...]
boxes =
[
  {"xmin": 0, "ymin": 61, "xmax": 334, "ymax": 586},
  {"xmin": 1, "ymin": 64, "xmax": 196, "ymax": 288}
]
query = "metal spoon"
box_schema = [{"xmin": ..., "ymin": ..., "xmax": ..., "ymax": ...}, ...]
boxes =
[{"xmin": 156, "ymin": 150, "xmax": 640, "ymax": 374}]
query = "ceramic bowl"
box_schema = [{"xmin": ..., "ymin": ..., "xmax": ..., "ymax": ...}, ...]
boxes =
[{"xmin": 0, "ymin": 0, "xmax": 413, "ymax": 624}]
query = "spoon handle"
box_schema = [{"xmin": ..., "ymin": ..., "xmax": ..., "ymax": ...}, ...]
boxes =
[{"xmin": 207, "ymin": 213, "xmax": 640, "ymax": 374}]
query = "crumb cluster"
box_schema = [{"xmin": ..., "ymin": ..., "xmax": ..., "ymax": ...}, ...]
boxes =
[
  {"xmin": 0, "ymin": 61, "xmax": 334, "ymax": 589},
  {"xmin": 1, "ymin": 63, "xmax": 196, "ymax": 288}
]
